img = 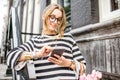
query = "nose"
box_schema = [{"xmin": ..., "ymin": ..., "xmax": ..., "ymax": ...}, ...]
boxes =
[{"xmin": 54, "ymin": 19, "xmax": 58, "ymax": 24}]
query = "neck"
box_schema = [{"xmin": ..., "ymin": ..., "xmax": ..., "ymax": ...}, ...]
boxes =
[{"xmin": 44, "ymin": 30, "xmax": 57, "ymax": 35}]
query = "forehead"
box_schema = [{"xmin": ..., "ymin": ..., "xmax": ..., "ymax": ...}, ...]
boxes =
[{"xmin": 50, "ymin": 9, "xmax": 62, "ymax": 18}]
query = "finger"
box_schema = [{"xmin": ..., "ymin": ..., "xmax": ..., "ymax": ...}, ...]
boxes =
[
  {"xmin": 48, "ymin": 57, "xmax": 57, "ymax": 63},
  {"xmin": 45, "ymin": 46, "xmax": 53, "ymax": 52},
  {"xmin": 54, "ymin": 54, "xmax": 61, "ymax": 59},
  {"xmin": 48, "ymin": 57, "xmax": 61, "ymax": 64},
  {"xmin": 48, "ymin": 57, "xmax": 57, "ymax": 61}
]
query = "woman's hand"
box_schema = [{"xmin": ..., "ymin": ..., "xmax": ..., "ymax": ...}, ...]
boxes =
[
  {"xmin": 48, "ymin": 53, "xmax": 71, "ymax": 67},
  {"xmin": 36, "ymin": 46, "xmax": 53, "ymax": 58}
]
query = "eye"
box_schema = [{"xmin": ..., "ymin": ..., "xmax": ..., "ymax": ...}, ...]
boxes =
[
  {"xmin": 57, "ymin": 17, "xmax": 62, "ymax": 21},
  {"xmin": 49, "ymin": 15, "xmax": 56, "ymax": 21}
]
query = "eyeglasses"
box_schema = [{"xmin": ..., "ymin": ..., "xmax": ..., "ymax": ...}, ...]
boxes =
[{"xmin": 48, "ymin": 15, "xmax": 62, "ymax": 25}]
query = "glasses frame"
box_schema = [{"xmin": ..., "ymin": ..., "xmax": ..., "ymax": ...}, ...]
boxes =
[{"xmin": 48, "ymin": 15, "xmax": 62, "ymax": 25}]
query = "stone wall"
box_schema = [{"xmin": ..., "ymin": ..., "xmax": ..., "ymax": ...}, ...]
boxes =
[{"xmin": 71, "ymin": 18, "xmax": 120, "ymax": 80}]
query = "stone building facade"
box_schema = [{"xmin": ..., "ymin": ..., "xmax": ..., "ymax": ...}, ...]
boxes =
[{"xmin": 1, "ymin": 0, "xmax": 120, "ymax": 79}]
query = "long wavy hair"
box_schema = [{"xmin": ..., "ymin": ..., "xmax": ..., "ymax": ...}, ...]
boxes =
[{"xmin": 42, "ymin": 4, "xmax": 66, "ymax": 38}]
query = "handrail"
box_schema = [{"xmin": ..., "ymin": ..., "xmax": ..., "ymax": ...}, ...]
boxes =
[{"xmin": 11, "ymin": 7, "xmax": 22, "ymax": 47}]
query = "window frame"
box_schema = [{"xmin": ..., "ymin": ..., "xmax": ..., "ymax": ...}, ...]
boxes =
[{"xmin": 99, "ymin": 0, "xmax": 120, "ymax": 22}]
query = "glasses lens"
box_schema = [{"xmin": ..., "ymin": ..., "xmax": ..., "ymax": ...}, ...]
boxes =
[{"xmin": 49, "ymin": 15, "xmax": 56, "ymax": 22}]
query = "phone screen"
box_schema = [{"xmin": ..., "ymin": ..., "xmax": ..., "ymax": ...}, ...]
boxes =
[{"xmin": 50, "ymin": 49, "xmax": 65, "ymax": 58}]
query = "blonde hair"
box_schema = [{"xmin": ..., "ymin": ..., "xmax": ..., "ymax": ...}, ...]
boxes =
[{"xmin": 42, "ymin": 4, "xmax": 66, "ymax": 38}]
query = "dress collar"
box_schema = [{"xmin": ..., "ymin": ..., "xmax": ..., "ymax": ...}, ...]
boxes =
[{"xmin": 42, "ymin": 34, "xmax": 59, "ymax": 39}]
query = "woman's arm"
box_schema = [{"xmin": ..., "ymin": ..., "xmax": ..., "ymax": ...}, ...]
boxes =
[
  {"xmin": 6, "ymin": 39, "xmax": 34, "ymax": 68},
  {"xmin": 18, "ymin": 46, "xmax": 53, "ymax": 61}
]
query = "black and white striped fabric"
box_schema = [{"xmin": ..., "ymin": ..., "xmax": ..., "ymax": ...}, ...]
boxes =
[{"xmin": 7, "ymin": 33, "xmax": 86, "ymax": 80}]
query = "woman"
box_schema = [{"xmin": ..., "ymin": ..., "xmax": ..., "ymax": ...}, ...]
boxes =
[{"xmin": 7, "ymin": 4, "xmax": 86, "ymax": 80}]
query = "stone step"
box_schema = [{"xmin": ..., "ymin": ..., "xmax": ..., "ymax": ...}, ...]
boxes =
[{"xmin": 0, "ymin": 64, "xmax": 12, "ymax": 80}]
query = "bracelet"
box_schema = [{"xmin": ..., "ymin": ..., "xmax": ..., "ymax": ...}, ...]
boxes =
[
  {"xmin": 25, "ymin": 52, "xmax": 32, "ymax": 60},
  {"xmin": 69, "ymin": 61, "xmax": 76, "ymax": 71}
]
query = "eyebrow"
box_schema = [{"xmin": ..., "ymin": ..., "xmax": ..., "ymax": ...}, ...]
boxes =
[{"xmin": 50, "ymin": 14, "xmax": 62, "ymax": 18}]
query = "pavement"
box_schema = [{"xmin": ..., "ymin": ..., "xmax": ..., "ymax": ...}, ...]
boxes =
[{"xmin": 0, "ymin": 64, "xmax": 12, "ymax": 80}]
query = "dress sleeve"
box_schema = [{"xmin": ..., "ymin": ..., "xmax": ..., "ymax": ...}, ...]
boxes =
[
  {"xmin": 6, "ymin": 39, "xmax": 34, "ymax": 68},
  {"xmin": 70, "ymin": 35, "xmax": 86, "ymax": 79},
  {"xmin": 72, "ymin": 39, "xmax": 86, "ymax": 65}
]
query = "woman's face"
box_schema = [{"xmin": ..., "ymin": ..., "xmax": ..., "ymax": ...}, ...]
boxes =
[{"xmin": 46, "ymin": 9, "xmax": 62, "ymax": 32}]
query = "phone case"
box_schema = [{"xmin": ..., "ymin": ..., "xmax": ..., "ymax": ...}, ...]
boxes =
[{"xmin": 50, "ymin": 49, "xmax": 65, "ymax": 58}]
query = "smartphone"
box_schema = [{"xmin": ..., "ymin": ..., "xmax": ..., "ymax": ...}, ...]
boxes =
[{"xmin": 50, "ymin": 49, "xmax": 65, "ymax": 58}]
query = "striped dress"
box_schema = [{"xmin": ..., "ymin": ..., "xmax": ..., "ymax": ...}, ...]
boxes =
[{"xmin": 7, "ymin": 33, "xmax": 86, "ymax": 80}]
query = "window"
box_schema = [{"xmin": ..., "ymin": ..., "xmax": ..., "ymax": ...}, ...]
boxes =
[
  {"xmin": 63, "ymin": 0, "xmax": 71, "ymax": 32},
  {"xmin": 111, "ymin": 0, "xmax": 120, "ymax": 11},
  {"xmin": 99, "ymin": 0, "xmax": 120, "ymax": 22},
  {"xmin": 51, "ymin": 0, "xmax": 57, "ymax": 4}
]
